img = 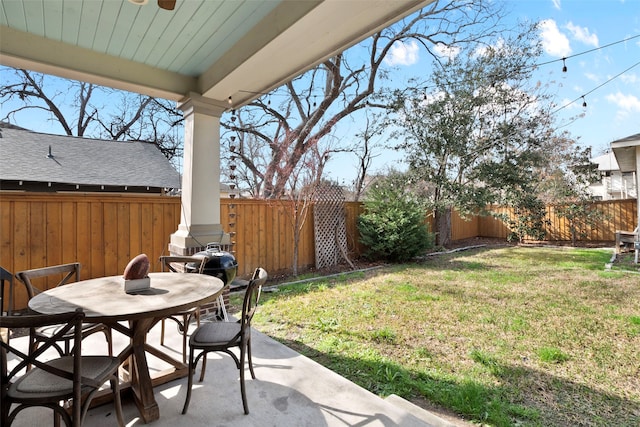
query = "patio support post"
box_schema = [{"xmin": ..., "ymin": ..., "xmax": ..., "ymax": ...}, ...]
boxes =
[{"xmin": 169, "ymin": 92, "xmax": 230, "ymax": 255}]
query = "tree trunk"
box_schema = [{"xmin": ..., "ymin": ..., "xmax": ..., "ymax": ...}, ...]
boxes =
[{"xmin": 435, "ymin": 206, "xmax": 452, "ymax": 247}]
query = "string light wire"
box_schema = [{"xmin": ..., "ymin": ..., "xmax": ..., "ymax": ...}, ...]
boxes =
[
  {"xmin": 233, "ymin": 34, "xmax": 640, "ymax": 110},
  {"xmin": 536, "ymin": 33, "xmax": 640, "ymax": 68},
  {"xmin": 552, "ymin": 59, "xmax": 640, "ymax": 113}
]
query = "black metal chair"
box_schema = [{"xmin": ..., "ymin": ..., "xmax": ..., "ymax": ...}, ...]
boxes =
[
  {"xmin": 0, "ymin": 266, "xmax": 13, "ymax": 345},
  {"xmin": 0, "ymin": 266, "xmax": 13, "ymax": 315},
  {"xmin": 182, "ymin": 267, "xmax": 268, "ymax": 415},
  {"xmin": 15, "ymin": 263, "xmax": 113, "ymax": 357},
  {"xmin": 0, "ymin": 309, "xmax": 124, "ymax": 427},
  {"xmin": 159, "ymin": 255, "xmax": 229, "ymax": 363}
]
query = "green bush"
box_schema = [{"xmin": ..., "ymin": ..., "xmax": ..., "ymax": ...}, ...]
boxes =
[{"xmin": 357, "ymin": 175, "xmax": 434, "ymax": 262}]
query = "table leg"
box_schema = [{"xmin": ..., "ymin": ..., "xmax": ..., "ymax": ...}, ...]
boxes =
[{"xmin": 130, "ymin": 317, "xmax": 160, "ymax": 423}]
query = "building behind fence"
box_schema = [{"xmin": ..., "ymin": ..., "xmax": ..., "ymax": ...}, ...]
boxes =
[{"xmin": 1, "ymin": 192, "xmax": 636, "ymax": 310}]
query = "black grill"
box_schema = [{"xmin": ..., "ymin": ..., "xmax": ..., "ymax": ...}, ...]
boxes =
[{"xmin": 188, "ymin": 243, "xmax": 237, "ymax": 286}]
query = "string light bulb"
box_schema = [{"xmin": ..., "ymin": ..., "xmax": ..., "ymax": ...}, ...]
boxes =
[
  {"xmin": 562, "ymin": 58, "xmax": 567, "ymax": 72},
  {"xmin": 582, "ymin": 96, "xmax": 587, "ymax": 108},
  {"xmin": 227, "ymin": 96, "xmax": 232, "ymax": 105}
]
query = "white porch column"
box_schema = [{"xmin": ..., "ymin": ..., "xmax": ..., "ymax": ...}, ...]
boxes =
[{"xmin": 169, "ymin": 93, "xmax": 230, "ymax": 255}]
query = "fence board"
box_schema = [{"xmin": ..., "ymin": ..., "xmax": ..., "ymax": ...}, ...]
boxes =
[
  {"xmin": 103, "ymin": 202, "xmax": 119, "ymax": 276},
  {"xmin": 13, "ymin": 201, "xmax": 29, "ymax": 273},
  {"xmin": 128, "ymin": 203, "xmax": 142, "ymax": 261},
  {"xmin": 117, "ymin": 202, "xmax": 130, "ymax": 275},
  {"xmin": 46, "ymin": 202, "xmax": 62, "ymax": 268},
  {"xmin": 61, "ymin": 201, "xmax": 76, "ymax": 262},
  {"xmin": 90, "ymin": 202, "xmax": 104, "ymax": 279},
  {"xmin": 76, "ymin": 202, "xmax": 91, "ymax": 279},
  {"xmin": 451, "ymin": 211, "xmax": 478, "ymax": 241}
]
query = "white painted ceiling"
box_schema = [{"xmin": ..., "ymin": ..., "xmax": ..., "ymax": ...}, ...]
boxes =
[{"xmin": 0, "ymin": 0, "xmax": 431, "ymax": 107}]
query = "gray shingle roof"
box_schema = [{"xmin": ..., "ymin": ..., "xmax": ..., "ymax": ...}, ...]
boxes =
[
  {"xmin": 0, "ymin": 125, "xmax": 181, "ymax": 189},
  {"xmin": 611, "ymin": 133, "xmax": 640, "ymax": 145}
]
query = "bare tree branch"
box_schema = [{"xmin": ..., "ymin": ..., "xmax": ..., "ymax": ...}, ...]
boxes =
[{"xmin": 223, "ymin": 0, "xmax": 504, "ymax": 199}]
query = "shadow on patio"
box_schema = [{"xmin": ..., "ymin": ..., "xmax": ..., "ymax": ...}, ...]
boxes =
[{"xmin": 5, "ymin": 315, "xmax": 451, "ymax": 427}]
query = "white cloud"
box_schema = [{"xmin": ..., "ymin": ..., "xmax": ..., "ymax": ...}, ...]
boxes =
[
  {"xmin": 384, "ymin": 40, "xmax": 419, "ymax": 66},
  {"xmin": 433, "ymin": 43, "xmax": 461, "ymax": 61},
  {"xmin": 584, "ymin": 72, "xmax": 599, "ymax": 83},
  {"xmin": 539, "ymin": 19, "xmax": 571, "ymax": 57},
  {"xmin": 606, "ymin": 92, "xmax": 640, "ymax": 118},
  {"xmin": 565, "ymin": 22, "xmax": 599, "ymax": 47},
  {"xmin": 552, "ymin": 0, "xmax": 561, "ymax": 10},
  {"xmin": 621, "ymin": 73, "xmax": 638, "ymax": 84}
]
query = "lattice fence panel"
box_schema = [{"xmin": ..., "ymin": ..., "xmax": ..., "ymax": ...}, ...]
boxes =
[{"xmin": 313, "ymin": 184, "xmax": 349, "ymax": 270}]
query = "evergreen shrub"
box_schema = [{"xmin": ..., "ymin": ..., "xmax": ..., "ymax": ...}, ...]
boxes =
[{"xmin": 357, "ymin": 176, "xmax": 434, "ymax": 262}]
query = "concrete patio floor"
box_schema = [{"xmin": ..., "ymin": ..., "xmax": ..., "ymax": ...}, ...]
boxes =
[{"xmin": 6, "ymin": 315, "xmax": 460, "ymax": 427}]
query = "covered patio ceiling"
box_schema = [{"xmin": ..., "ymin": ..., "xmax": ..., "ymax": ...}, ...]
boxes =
[{"xmin": 1, "ymin": 0, "xmax": 432, "ymax": 107}]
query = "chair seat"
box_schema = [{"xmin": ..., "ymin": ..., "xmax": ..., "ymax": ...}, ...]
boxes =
[
  {"xmin": 190, "ymin": 322, "xmax": 241, "ymax": 348},
  {"xmin": 9, "ymin": 355, "xmax": 121, "ymax": 399},
  {"xmin": 182, "ymin": 267, "xmax": 268, "ymax": 416},
  {"xmin": 1, "ymin": 310, "xmax": 124, "ymax": 427}
]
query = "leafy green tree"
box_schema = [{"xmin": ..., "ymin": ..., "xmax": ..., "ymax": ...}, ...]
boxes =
[
  {"xmin": 476, "ymin": 143, "xmax": 551, "ymax": 242},
  {"xmin": 357, "ymin": 171, "xmax": 434, "ymax": 262},
  {"xmin": 390, "ymin": 25, "xmax": 564, "ymax": 245},
  {"xmin": 539, "ymin": 144, "xmax": 606, "ymax": 245}
]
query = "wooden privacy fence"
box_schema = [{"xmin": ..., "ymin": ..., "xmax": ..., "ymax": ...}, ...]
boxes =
[
  {"xmin": 1, "ymin": 192, "xmax": 182, "ymax": 289},
  {"xmin": 1, "ymin": 192, "xmax": 637, "ymax": 311},
  {"xmin": 0, "ymin": 193, "xmax": 359, "ymax": 310},
  {"xmin": 476, "ymin": 200, "xmax": 637, "ymax": 241}
]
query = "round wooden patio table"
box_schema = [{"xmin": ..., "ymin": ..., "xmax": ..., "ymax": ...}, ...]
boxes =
[{"xmin": 29, "ymin": 272, "xmax": 224, "ymax": 424}]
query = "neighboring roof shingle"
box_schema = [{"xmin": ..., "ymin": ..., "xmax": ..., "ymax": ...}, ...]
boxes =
[
  {"xmin": 0, "ymin": 125, "xmax": 181, "ymax": 189},
  {"xmin": 611, "ymin": 133, "xmax": 640, "ymax": 145}
]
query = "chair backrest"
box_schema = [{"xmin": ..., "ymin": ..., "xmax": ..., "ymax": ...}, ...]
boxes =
[
  {"xmin": 159, "ymin": 255, "xmax": 208, "ymax": 274},
  {"xmin": 0, "ymin": 309, "xmax": 85, "ymax": 423},
  {"xmin": 240, "ymin": 268, "xmax": 268, "ymax": 330},
  {"xmin": 0, "ymin": 266, "xmax": 13, "ymax": 315},
  {"xmin": 15, "ymin": 262, "xmax": 81, "ymax": 299}
]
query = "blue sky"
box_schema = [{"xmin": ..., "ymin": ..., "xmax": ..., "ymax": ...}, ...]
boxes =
[
  {"xmin": 2, "ymin": 0, "xmax": 639, "ymax": 187},
  {"xmin": 326, "ymin": 0, "xmax": 640, "ymax": 184},
  {"xmin": 514, "ymin": 0, "xmax": 640, "ymax": 149}
]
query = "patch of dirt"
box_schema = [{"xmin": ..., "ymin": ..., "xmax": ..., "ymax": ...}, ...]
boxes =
[
  {"xmin": 445, "ymin": 236, "xmax": 614, "ymax": 250},
  {"xmin": 439, "ymin": 236, "xmax": 514, "ymax": 250},
  {"xmin": 265, "ymin": 259, "xmax": 384, "ymax": 286}
]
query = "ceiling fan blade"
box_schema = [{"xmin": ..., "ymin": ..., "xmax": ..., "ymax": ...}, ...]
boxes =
[{"xmin": 158, "ymin": 0, "xmax": 176, "ymax": 10}]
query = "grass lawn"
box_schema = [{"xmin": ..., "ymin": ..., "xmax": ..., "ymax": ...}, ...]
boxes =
[{"xmin": 237, "ymin": 246, "xmax": 640, "ymax": 426}]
